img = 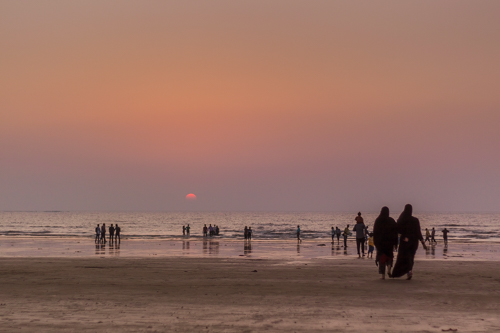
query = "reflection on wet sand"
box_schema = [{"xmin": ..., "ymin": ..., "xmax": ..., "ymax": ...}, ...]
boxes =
[
  {"xmin": 109, "ymin": 242, "xmax": 120, "ymax": 256},
  {"xmin": 209, "ymin": 240, "xmax": 219, "ymax": 255},
  {"xmin": 296, "ymin": 243, "xmax": 300, "ymax": 254},
  {"xmin": 244, "ymin": 240, "xmax": 252, "ymax": 255},
  {"xmin": 182, "ymin": 240, "xmax": 190, "ymax": 252},
  {"xmin": 95, "ymin": 243, "xmax": 120, "ymax": 256},
  {"xmin": 331, "ymin": 244, "xmax": 342, "ymax": 256},
  {"xmin": 203, "ymin": 239, "xmax": 220, "ymax": 255}
]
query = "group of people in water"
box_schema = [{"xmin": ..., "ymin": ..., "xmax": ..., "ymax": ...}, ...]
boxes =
[
  {"xmin": 94, "ymin": 223, "xmax": 121, "ymax": 244},
  {"xmin": 202, "ymin": 224, "xmax": 220, "ymax": 237}
]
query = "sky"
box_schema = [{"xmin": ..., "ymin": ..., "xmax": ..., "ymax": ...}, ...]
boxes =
[{"xmin": 1, "ymin": 1, "xmax": 499, "ymax": 212}]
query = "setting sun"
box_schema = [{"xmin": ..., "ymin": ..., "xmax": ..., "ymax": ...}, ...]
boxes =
[{"xmin": 185, "ymin": 193, "xmax": 197, "ymax": 201}]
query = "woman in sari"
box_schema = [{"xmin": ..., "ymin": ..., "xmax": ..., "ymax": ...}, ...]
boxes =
[
  {"xmin": 391, "ymin": 204, "xmax": 427, "ymax": 280},
  {"xmin": 373, "ymin": 206, "xmax": 398, "ymax": 279}
]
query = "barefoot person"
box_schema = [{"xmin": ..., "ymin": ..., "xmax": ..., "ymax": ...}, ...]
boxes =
[
  {"xmin": 391, "ymin": 204, "xmax": 427, "ymax": 280},
  {"xmin": 373, "ymin": 207, "xmax": 398, "ymax": 279},
  {"xmin": 296, "ymin": 225, "xmax": 302, "ymax": 243}
]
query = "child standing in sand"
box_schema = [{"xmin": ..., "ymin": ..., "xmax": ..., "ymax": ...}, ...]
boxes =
[{"xmin": 367, "ymin": 233, "xmax": 374, "ymax": 258}]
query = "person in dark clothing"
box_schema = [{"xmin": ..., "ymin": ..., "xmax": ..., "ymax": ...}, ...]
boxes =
[
  {"xmin": 353, "ymin": 218, "xmax": 366, "ymax": 257},
  {"xmin": 115, "ymin": 224, "xmax": 121, "ymax": 243},
  {"xmin": 373, "ymin": 206, "xmax": 398, "ymax": 279},
  {"xmin": 391, "ymin": 204, "xmax": 427, "ymax": 280},
  {"xmin": 109, "ymin": 224, "xmax": 115, "ymax": 244},
  {"xmin": 442, "ymin": 228, "xmax": 449, "ymax": 246},
  {"xmin": 101, "ymin": 223, "xmax": 106, "ymax": 244}
]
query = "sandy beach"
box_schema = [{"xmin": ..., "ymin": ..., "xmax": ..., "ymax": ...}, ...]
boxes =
[{"xmin": 0, "ymin": 253, "xmax": 499, "ymax": 332}]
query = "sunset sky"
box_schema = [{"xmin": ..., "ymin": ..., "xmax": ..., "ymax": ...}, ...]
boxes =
[{"xmin": 1, "ymin": 1, "xmax": 499, "ymax": 212}]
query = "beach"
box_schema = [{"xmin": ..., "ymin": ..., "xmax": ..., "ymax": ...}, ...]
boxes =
[{"xmin": 1, "ymin": 240, "xmax": 499, "ymax": 332}]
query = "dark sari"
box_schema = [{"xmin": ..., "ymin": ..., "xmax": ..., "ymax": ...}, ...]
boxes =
[
  {"xmin": 373, "ymin": 207, "xmax": 398, "ymax": 274},
  {"xmin": 391, "ymin": 204, "xmax": 424, "ymax": 278}
]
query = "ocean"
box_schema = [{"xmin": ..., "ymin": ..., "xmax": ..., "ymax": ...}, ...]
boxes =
[{"xmin": 0, "ymin": 211, "xmax": 499, "ymax": 243}]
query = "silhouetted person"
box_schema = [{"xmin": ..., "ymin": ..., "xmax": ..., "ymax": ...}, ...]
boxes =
[
  {"xmin": 115, "ymin": 224, "xmax": 121, "ymax": 243},
  {"xmin": 331, "ymin": 227, "xmax": 335, "ymax": 244},
  {"xmin": 95, "ymin": 224, "xmax": 101, "ymax": 243},
  {"xmin": 244, "ymin": 226, "xmax": 248, "ymax": 239},
  {"xmin": 373, "ymin": 206, "xmax": 398, "ymax": 279},
  {"xmin": 109, "ymin": 224, "xmax": 115, "ymax": 244},
  {"xmin": 431, "ymin": 227, "xmax": 436, "ymax": 244},
  {"xmin": 248, "ymin": 227, "xmax": 252, "ymax": 240},
  {"xmin": 353, "ymin": 215, "xmax": 366, "ymax": 257},
  {"xmin": 186, "ymin": 224, "xmax": 190, "ymax": 235},
  {"xmin": 442, "ymin": 228, "xmax": 449, "ymax": 246},
  {"xmin": 203, "ymin": 224, "xmax": 208, "ymax": 237},
  {"xmin": 182, "ymin": 225, "xmax": 186, "ymax": 235},
  {"xmin": 424, "ymin": 228, "xmax": 431, "ymax": 244},
  {"xmin": 296, "ymin": 225, "xmax": 302, "ymax": 242},
  {"xmin": 391, "ymin": 204, "xmax": 427, "ymax": 280},
  {"xmin": 101, "ymin": 223, "xmax": 106, "ymax": 243},
  {"xmin": 336, "ymin": 227, "xmax": 341, "ymax": 244},
  {"xmin": 343, "ymin": 225, "xmax": 350, "ymax": 247}
]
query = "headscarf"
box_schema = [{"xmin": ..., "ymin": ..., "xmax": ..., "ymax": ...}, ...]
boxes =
[{"xmin": 398, "ymin": 204, "xmax": 413, "ymax": 221}]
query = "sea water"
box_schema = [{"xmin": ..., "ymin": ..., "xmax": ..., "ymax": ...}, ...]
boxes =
[{"xmin": 0, "ymin": 211, "xmax": 499, "ymax": 243}]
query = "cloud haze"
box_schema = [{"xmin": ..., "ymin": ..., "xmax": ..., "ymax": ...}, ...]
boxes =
[{"xmin": 1, "ymin": 1, "xmax": 499, "ymax": 212}]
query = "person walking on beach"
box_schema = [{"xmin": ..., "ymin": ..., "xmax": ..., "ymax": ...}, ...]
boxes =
[
  {"xmin": 442, "ymin": 228, "xmax": 449, "ymax": 246},
  {"xmin": 331, "ymin": 227, "xmax": 336, "ymax": 244},
  {"xmin": 244, "ymin": 226, "xmax": 248, "ymax": 239},
  {"xmin": 424, "ymin": 228, "xmax": 431, "ymax": 244},
  {"xmin": 101, "ymin": 223, "xmax": 106, "ymax": 243},
  {"xmin": 296, "ymin": 225, "xmax": 302, "ymax": 243},
  {"xmin": 248, "ymin": 227, "xmax": 252, "ymax": 240},
  {"xmin": 95, "ymin": 224, "xmax": 101, "ymax": 243},
  {"xmin": 373, "ymin": 206, "xmax": 398, "ymax": 280},
  {"xmin": 186, "ymin": 224, "xmax": 190, "ymax": 235},
  {"xmin": 343, "ymin": 225, "xmax": 350, "ymax": 248},
  {"xmin": 391, "ymin": 204, "xmax": 427, "ymax": 280},
  {"xmin": 353, "ymin": 215, "xmax": 366, "ymax": 257},
  {"xmin": 182, "ymin": 225, "xmax": 186, "ymax": 236},
  {"xmin": 109, "ymin": 224, "xmax": 115, "ymax": 244},
  {"xmin": 115, "ymin": 224, "xmax": 121, "ymax": 243},
  {"xmin": 336, "ymin": 227, "xmax": 341, "ymax": 244},
  {"xmin": 431, "ymin": 227, "xmax": 436, "ymax": 244}
]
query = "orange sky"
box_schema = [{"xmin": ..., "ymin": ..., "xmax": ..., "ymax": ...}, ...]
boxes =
[{"xmin": 1, "ymin": 1, "xmax": 499, "ymax": 211}]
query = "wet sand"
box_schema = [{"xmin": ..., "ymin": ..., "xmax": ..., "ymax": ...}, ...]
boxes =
[
  {"xmin": 0, "ymin": 256, "xmax": 499, "ymax": 332},
  {"xmin": 1, "ymin": 237, "xmax": 500, "ymax": 261}
]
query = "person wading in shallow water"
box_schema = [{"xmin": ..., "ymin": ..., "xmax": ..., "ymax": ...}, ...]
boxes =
[{"xmin": 391, "ymin": 204, "xmax": 427, "ymax": 280}]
